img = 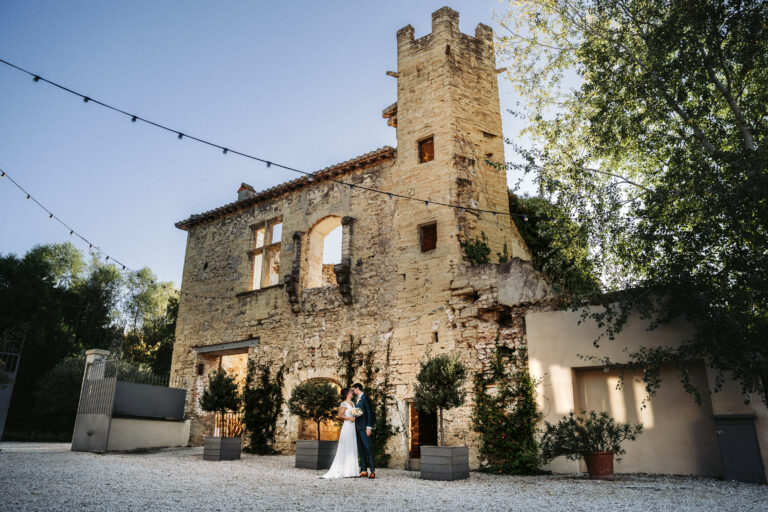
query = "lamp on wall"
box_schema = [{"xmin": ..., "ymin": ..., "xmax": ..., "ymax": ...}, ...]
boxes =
[{"xmin": 196, "ymin": 363, "xmax": 205, "ymax": 376}]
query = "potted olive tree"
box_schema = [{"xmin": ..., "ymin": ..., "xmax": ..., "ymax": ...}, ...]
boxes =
[
  {"xmin": 540, "ymin": 410, "xmax": 643, "ymax": 480},
  {"xmin": 199, "ymin": 368, "xmax": 242, "ymax": 461},
  {"xmin": 413, "ymin": 354, "xmax": 469, "ymax": 481},
  {"xmin": 288, "ymin": 379, "xmax": 339, "ymax": 470}
]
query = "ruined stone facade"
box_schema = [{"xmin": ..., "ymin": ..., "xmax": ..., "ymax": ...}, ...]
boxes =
[{"xmin": 171, "ymin": 7, "xmax": 551, "ymax": 469}]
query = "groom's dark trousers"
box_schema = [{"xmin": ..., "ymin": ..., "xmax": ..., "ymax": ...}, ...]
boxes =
[{"xmin": 355, "ymin": 394, "xmax": 375, "ymax": 473}]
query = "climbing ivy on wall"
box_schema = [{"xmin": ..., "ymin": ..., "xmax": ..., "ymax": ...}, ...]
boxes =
[
  {"xmin": 472, "ymin": 335, "xmax": 542, "ymax": 474},
  {"xmin": 242, "ymin": 360, "xmax": 285, "ymax": 454},
  {"xmin": 338, "ymin": 335, "xmax": 398, "ymax": 467},
  {"xmin": 459, "ymin": 232, "xmax": 491, "ymax": 266}
]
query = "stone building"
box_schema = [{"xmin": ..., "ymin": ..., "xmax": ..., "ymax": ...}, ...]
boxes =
[{"xmin": 171, "ymin": 7, "xmax": 767, "ymax": 480}]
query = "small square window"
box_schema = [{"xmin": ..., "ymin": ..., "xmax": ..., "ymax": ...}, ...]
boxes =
[
  {"xmin": 419, "ymin": 223, "xmax": 437, "ymax": 252},
  {"xmin": 418, "ymin": 137, "xmax": 434, "ymax": 164}
]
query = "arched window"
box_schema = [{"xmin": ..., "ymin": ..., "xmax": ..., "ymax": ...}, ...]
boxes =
[{"xmin": 306, "ymin": 216, "xmax": 342, "ymax": 288}]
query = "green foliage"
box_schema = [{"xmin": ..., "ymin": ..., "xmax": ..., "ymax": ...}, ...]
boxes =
[
  {"xmin": 473, "ymin": 342, "xmax": 541, "ymax": 474},
  {"xmin": 360, "ymin": 341, "xmax": 398, "ymax": 468},
  {"xmin": 413, "ymin": 353, "xmax": 467, "ymax": 446},
  {"xmin": 199, "ymin": 369, "xmax": 241, "ymax": 418},
  {"xmin": 338, "ymin": 335, "xmax": 362, "ymax": 388},
  {"xmin": 459, "ymin": 232, "xmax": 491, "ymax": 266},
  {"xmin": 242, "ymin": 361, "xmax": 284, "ymax": 454},
  {"xmin": 509, "ymin": 194, "xmax": 601, "ymax": 298},
  {"xmin": 499, "ymin": 0, "xmax": 768, "ymax": 405},
  {"xmin": 32, "ymin": 355, "xmax": 86, "ymax": 436},
  {"xmin": 122, "ymin": 295, "xmax": 178, "ymax": 376},
  {"xmin": 0, "ymin": 243, "xmax": 177, "ymax": 436},
  {"xmin": 337, "ymin": 336, "xmax": 398, "ymax": 467},
  {"xmin": 540, "ymin": 410, "xmax": 643, "ymax": 463},
  {"xmin": 287, "ymin": 379, "xmax": 338, "ymax": 440}
]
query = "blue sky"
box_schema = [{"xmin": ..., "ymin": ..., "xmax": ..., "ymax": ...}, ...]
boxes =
[{"xmin": 0, "ymin": 1, "xmax": 532, "ymax": 286}]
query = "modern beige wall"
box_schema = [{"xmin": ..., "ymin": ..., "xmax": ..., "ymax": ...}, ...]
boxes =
[
  {"xmin": 106, "ymin": 418, "xmax": 191, "ymax": 452},
  {"xmin": 526, "ymin": 308, "xmax": 768, "ymax": 480}
]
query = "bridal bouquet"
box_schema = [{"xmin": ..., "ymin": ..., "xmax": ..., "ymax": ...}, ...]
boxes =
[{"xmin": 351, "ymin": 407, "xmax": 363, "ymax": 417}]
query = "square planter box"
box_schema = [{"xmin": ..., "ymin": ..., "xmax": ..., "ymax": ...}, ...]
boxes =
[
  {"xmin": 203, "ymin": 436, "xmax": 242, "ymax": 461},
  {"xmin": 420, "ymin": 445, "xmax": 470, "ymax": 481},
  {"xmin": 295, "ymin": 440, "xmax": 338, "ymax": 470}
]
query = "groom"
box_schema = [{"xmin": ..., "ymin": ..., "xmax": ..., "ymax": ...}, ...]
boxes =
[{"xmin": 352, "ymin": 383, "xmax": 375, "ymax": 479}]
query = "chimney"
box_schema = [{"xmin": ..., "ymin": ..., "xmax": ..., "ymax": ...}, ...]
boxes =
[{"xmin": 237, "ymin": 183, "xmax": 255, "ymax": 201}]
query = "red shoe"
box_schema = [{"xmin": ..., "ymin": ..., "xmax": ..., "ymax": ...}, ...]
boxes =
[
  {"xmin": 368, "ymin": 472, "xmax": 376, "ymax": 479},
  {"xmin": 359, "ymin": 471, "xmax": 368, "ymax": 478}
]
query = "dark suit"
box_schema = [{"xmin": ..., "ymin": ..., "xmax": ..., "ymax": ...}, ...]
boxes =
[{"xmin": 355, "ymin": 393, "xmax": 376, "ymax": 473}]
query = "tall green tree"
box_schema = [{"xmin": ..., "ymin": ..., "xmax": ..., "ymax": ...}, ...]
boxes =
[{"xmin": 498, "ymin": 0, "xmax": 768, "ymax": 404}]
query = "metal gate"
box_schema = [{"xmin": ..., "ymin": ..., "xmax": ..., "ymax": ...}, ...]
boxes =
[
  {"xmin": 71, "ymin": 359, "xmax": 119, "ymax": 451},
  {"xmin": 0, "ymin": 323, "xmax": 28, "ymax": 440}
]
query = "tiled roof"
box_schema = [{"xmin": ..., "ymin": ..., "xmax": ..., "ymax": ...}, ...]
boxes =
[{"xmin": 175, "ymin": 146, "xmax": 396, "ymax": 230}]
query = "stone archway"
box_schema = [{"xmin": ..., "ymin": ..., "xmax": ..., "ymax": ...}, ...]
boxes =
[{"xmin": 297, "ymin": 377, "xmax": 343, "ymax": 441}]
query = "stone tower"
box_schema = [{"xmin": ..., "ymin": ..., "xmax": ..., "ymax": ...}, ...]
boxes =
[{"xmin": 384, "ymin": 7, "xmax": 527, "ymax": 267}]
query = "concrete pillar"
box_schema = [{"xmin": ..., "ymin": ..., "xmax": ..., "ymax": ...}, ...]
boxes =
[{"xmin": 84, "ymin": 349, "xmax": 111, "ymax": 379}]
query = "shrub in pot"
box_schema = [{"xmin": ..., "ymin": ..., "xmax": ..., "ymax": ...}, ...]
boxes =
[
  {"xmin": 540, "ymin": 410, "xmax": 643, "ymax": 480},
  {"xmin": 288, "ymin": 379, "xmax": 339, "ymax": 469},
  {"xmin": 199, "ymin": 368, "xmax": 242, "ymax": 461},
  {"xmin": 413, "ymin": 353, "xmax": 469, "ymax": 481}
]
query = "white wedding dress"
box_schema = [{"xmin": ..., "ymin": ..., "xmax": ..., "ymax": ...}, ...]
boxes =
[{"xmin": 321, "ymin": 402, "xmax": 359, "ymax": 479}]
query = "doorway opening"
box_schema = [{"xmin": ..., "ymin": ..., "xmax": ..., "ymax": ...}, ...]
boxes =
[{"xmin": 409, "ymin": 403, "xmax": 438, "ymax": 460}]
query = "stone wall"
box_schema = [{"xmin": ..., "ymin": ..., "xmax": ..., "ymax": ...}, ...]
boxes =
[{"xmin": 171, "ymin": 8, "xmax": 541, "ymax": 468}]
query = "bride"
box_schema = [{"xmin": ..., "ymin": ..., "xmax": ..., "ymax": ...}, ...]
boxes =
[{"xmin": 321, "ymin": 387, "xmax": 359, "ymax": 478}]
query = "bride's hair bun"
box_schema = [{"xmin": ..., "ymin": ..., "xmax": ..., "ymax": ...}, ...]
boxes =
[{"xmin": 339, "ymin": 387, "xmax": 351, "ymax": 400}]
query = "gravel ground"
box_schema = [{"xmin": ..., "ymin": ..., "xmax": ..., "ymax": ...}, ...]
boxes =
[{"xmin": 1, "ymin": 443, "xmax": 766, "ymax": 511}]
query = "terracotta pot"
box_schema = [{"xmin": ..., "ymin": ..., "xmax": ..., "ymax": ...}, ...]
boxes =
[{"xmin": 583, "ymin": 451, "xmax": 614, "ymax": 480}]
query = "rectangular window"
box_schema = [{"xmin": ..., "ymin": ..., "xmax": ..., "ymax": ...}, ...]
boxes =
[
  {"xmin": 249, "ymin": 217, "xmax": 282, "ymax": 290},
  {"xmin": 419, "ymin": 222, "xmax": 437, "ymax": 252},
  {"xmin": 418, "ymin": 136, "xmax": 434, "ymax": 164}
]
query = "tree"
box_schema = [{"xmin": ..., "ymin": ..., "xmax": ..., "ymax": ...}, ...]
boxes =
[
  {"xmin": 242, "ymin": 361, "xmax": 284, "ymax": 454},
  {"xmin": 287, "ymin": 380, "xmax": 338, "ymax": 441},
  {"xmin": 199, "ymin": 369, "xmax": 241, "ymax": 436},
  {"xmin": 413, "ymin": 354, "xmax": 467, "ymax": 446},
  {"xmin": 473, "ymin": 344, "xmax": 541, "ymax": 474},
  {"xmin": 32, "ymin": 356, "xmax": 86, "ymax": 437},
  {"xmin": 498, "ymin": 0, "xmax": 768, "ymax": 404},
  {"xmin": 509, "ymin": 193, "xmax": 601, "ymax": 298}
]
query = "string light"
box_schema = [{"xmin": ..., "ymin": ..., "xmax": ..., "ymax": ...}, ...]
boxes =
[
  {"xmin": 0, "ymin": 56, "xmax": 538, "ymax": 219},
  {"xmin": 0, "ymin": 166, "xmax": 228, "ymax": 299}
]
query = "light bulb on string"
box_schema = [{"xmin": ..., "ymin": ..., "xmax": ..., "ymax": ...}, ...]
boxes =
[
  {"xmin": 26, "ymin": 194, "xmax": 30, "ymax": 199},
  {"xmin": 523, "ymin": 215, "xmax": 529, "ymax": 222},
  {"xmin": 83, "ymin": 97, "xmax": 90, "ymax": 103},
  {"xmin": 33, "ymin": 75, "xmax": 40, "ymax": 82},
  {"xmin": 1, "ymin": 171, "xmax": 5, "ymax": 177},
  {"xmin": 223, "ymin": 148, "xmax": 228, "ymax": 155},
  {"xmin": 49, "ymin": 213, "xmax": 53, "ymax": 219},
  {"xmin": 266, "ymin": 161, "xmax": 271, "ymax": 168},
  {"xmin": 178, "ymin": 133, "xmax": 183, "ymax": 140},
  {"xmin": 131, "ymin": 116, "xmax": 137, "ymax": 122}
]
